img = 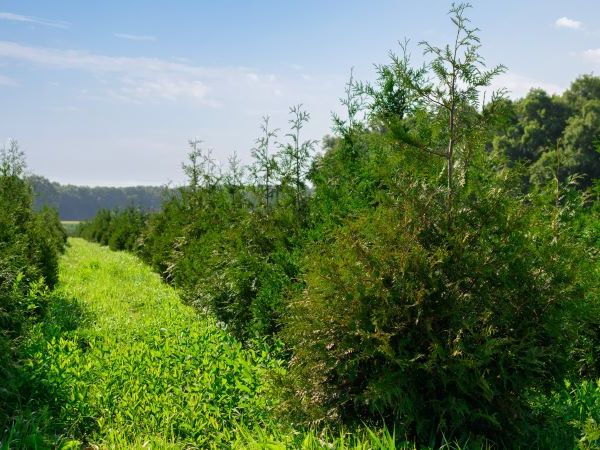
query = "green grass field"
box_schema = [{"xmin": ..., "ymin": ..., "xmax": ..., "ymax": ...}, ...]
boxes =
[{"xmin": 7, "ymin": 238, "xmax": 283, "ymax": 448}]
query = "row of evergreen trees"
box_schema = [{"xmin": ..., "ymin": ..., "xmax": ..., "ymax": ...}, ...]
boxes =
[
  {"xmin": 78, "ymin": 207, "xmax": 148, "ymax": 252},
  {"xmin": 78, "ymin": 5, "xmax": 600, "ymax": 446},
  {"xmin": 0, "ymin": 140, "xmax": 67, "ymax": 432}
]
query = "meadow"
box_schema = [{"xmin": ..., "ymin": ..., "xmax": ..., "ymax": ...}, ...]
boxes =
[
  {"xmin": 2, "ymin": 239, "xmax": 406, "ymax": 449},
  {"xmin": 7, "ymin": 238, "xmax": 280, "ymax": 448}
]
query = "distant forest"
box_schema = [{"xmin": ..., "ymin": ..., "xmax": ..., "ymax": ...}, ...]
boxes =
[{"xmin": 29, "ymin": 175, "xmax": 168, "ymax": 220}]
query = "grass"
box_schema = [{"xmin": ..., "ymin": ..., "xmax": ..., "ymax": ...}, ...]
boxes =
[{"xmin": 5, "ymin": 238, "xmax": 282, "ymax": 448}]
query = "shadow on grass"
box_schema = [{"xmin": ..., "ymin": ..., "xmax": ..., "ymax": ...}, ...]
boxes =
[{"xmin": 1, "ymin": 293, "xmax": 94, "ymax": 450}]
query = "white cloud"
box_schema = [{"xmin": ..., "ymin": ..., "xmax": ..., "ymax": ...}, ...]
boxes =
[
  {"xmin": 113, "ymin": 77, "xmax": 215, "ymax": 105},
  {"xmin": 489, "ymin": 72, "xmax": 563, "ymax": 98},
  {"xmin": 114, "ymin": 33, "xmax": 157, "ymax": 42},
  {"xmin": 0, "ymin": 41, "xmax": 343, "ymax": 185},
  {"xmin": 0, "ymin": 12, "xmax": 69, "ymax": 29},
  {"xmin": 583, "ymin": 48, "xmax": 600, "ymax": 63},
  {"xmin": 0, "ymin": 41, "xmax": 207, "ymax": 76},
  {"xmin": 555, "ymin": 17, "xmax": 583, "ymax": 30},
  {"xmin": 0, "ymin": 41, "xmax": 288, "ymax": 106}
]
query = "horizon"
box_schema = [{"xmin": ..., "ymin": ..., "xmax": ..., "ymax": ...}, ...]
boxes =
[
  {"xmin": 2, "ymin": 0, "xmax": 600, "ymax": 186},
  {"xmin": 30, "ymin": 173, "xmax": 178, "ymax": 188}
]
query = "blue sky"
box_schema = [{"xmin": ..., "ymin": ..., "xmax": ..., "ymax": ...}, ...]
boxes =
[{"xmin": 1, "ymin": 0, "xmax": 600, "ymax": 186}]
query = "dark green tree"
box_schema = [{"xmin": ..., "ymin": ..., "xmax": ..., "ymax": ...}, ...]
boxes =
[
  {"xmin": 279, "ymin": 4, "xmax": 597, "ymax": 446},
  {"xmin": 361, "ymin": 3, "xmax": 505, "ymax": 226}
]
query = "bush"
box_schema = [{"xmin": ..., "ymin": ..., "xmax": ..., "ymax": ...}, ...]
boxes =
[
  {"xmin": 280, "ymin": 142, "xmax": 597, "ymax": 445},
  {"xmin": 78, "ymin": 206, "xmax": 147, "ymax": 252},
  {"xmin": 183, "ymin": 208, "xmax": 301, "ymax": 340},
  {"xmin": 0, "ymin": 140, "xmax": 65, "ymax": 432}
]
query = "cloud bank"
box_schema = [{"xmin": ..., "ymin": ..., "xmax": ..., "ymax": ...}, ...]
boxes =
[
  {"xmin": 0, "ymin": 41, "xmax": 288, "ymax": 106},
  {"xmin": 0, "ymin": 12, "xmax": 70, "ymax": 29},
  {"xmin": 583, "ymin": 48, "xmax": 600, "ymax": 64},
  {"xmin": 490, "ymin": 72, "xmax": 563, "ymax": 98}
]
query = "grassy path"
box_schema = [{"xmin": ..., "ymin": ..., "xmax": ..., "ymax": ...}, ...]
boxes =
[{"xmin": 24, "ymin": 238, "xmax": 278, "ymax": 449}]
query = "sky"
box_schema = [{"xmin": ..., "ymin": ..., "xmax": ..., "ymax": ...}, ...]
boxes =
[{"xmin": 1, "ymin": 0, "xmax": 600, "ymax": 186}]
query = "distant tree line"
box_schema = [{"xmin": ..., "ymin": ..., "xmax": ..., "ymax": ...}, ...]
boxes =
[
  {"xmin": 77, "ymin": 4, "xmax": 600, "ymax": 447},
  {"xmin": 493, "ymin": 74, "xmax": 600, "ymax": 188},
  {"xmin": 29, "ymin": 175, "xmax": 168, "ymax": 221}
]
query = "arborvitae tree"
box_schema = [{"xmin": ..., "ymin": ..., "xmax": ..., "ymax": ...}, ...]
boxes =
[
  {"xmin": 224, "ymin": 151, "xmax": 246, "ymax": 208},
  {"xmin": 182, "ymin": 139, "xmax": 203, "ymax": 192},
  {"xmin": 251, "ymin": 116, "xmax": 279, "ymax": 209},
  {"xmin": 182, "ymin": 139, "xmax": 221, "ymax": 194},
  {"xmin": 279, "ymin": 3, "xmax": 598, "ymax": 446},
  {"xmin": 0, "ymin": 139, "xmax": 26, "ymax": 177},
  {"xmin": 366, "ymin": 3, "xmax": 505, "ymax": 227},
  {"xmin": 0, "ymin": 140, "xmax": 65, "ymax": 430},
  {"xmin": 78, "ymin": 207, "xmax": 147, "ymax": 252},
  {"xmin": 279, "ymin": 104, "xmax": 317, "ymax": 212}
]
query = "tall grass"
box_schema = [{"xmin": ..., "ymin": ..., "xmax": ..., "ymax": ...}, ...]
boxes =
[{"xmin": 9, "ymin": 239, "xmax": 281, "ymax": 448}]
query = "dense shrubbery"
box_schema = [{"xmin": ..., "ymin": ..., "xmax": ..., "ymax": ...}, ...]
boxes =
[
  {"xmin": 134, "ymin": 126, "xmax": 311, "ymax": 341},
  {"xmin": 77, "ymin": 4, "xmax": 600, "ymax": 447},
  {"xmin": 283, "ymin": 149, "xmax": 595, "ymax": 442},
  {"xmin": 0, "ymin": 140, "xmax": 66, "ymax": 434},
  {"xmin": 77, "ymin": 206, "xmax": 148, "ymax": 252}
]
